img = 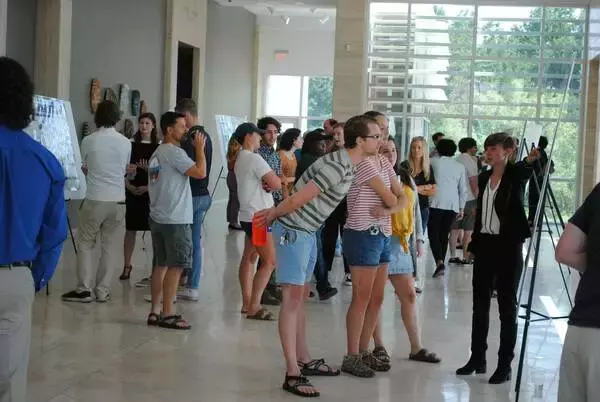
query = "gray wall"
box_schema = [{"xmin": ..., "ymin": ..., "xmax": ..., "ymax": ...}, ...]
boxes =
[
  {"xmin": 203, "ymin": 0, "xmax": 256, "ymax": 201},
  {"xmin": 6, "ymin": 0, "xmax": 36, "ymax": 77},
  {"xmin": 70, "ymin": 0, "xmax": 165, "ymax": 136}
]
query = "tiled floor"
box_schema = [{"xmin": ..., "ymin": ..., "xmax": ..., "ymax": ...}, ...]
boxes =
[{"xmin": 28, "ymin": 201, "xmax": 574, "ymax": 402}]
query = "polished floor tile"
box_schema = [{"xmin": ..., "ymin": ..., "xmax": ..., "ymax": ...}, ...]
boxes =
[{"xmin": 28, "ymin": 201, "xmax": 572, "ymax": 402}]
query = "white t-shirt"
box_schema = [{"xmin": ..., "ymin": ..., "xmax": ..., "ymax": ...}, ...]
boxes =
[
  {"xmin": 456, "ymin": 153, "xmax": 478, "ymax": 201},
  {"xmin": 234, "ymin": 149, "xmax": 274, "ymax": 222},
  {"xmin": 81, "ymin": 127, "xmax": 132, "ymax": 202},
  {"xmin": 481, "ymin": 179, "xmax": 501, "ymax": 235},
  {"xmin": 148, "ymin": 144, "xmax": 195, "ymax": 224}
]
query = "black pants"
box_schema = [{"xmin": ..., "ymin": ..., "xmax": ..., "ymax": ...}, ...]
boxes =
[
  {"xmin": 470, "ymin": 235, "xmax": 523, "ymax": 365},
  {"xmin": 226, "ymin": 169, "xmax": 239, "ymax": 225},
  {"xmin": 322, "ymin": 201, "xmax": 350, "ymax": 275},
  {"xmin": 427, "ymin": 208, "xmax": 456, "ymax": 263}
]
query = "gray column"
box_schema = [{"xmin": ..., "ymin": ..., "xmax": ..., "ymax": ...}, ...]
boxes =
[
  {"xmin": 332, "ymin": 0, "xmax": 368, "ymax": 121},
  {"xmin": 34, "ymin": 0, "xmax": 72, "ymax": 99},
  {"xmin": 0, "ymin": 0, "xmax": 7, "ymax": 56}
]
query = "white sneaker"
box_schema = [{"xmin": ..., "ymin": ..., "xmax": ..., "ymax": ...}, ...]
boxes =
[
  {"xmin": 135, "ymin": 277, "xmax": 152, "ymax": 288},
  {"xmin": 144, "ymin": 294, "xmax": 177, "ymax": 303},
  {"xmin": 344, "ymin": 273, "xmax": 352, "ymax": 286},
  {"xmin": 178, "ymin": 288, "xmax": 199, "ymax": 302},
  {"xmin": 96, "ymin": 293, "xmax": 111, "ymax": 303}
]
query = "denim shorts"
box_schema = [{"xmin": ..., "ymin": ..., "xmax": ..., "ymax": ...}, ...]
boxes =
[
  {"xmin": 388, "ymin": 235, "xmax": 414, "ymax": 276},
  {"xmin": 272, "ymin": 221, "xmax": 317, "ymax": 286},
  {"xmin": 149, "ymin": 218, "xmax": 192, "ymax": 270},
  {"xmin": 342, "ymin": 228, "xmax": 391, "ymax": 267}
]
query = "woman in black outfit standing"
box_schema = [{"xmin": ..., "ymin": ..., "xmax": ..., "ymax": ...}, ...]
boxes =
[
  {"xmin": 457, "ymin": 132, "xmax": 540, "ymax": 384},
  {"xmin": 120, "ymin": 113, "xmax": 160, "ymax": 281}
]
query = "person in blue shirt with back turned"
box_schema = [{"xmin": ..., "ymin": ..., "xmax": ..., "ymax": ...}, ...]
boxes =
[{"xmin": 0, "ymin": 57, "xmax": 67, "ymax": 402}]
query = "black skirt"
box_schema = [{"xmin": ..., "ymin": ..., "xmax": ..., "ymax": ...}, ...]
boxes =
[{"xmin": 125, "ymin": 192, "xmax": 151, "ymax": 231}]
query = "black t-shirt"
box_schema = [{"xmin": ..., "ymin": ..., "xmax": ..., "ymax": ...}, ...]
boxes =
[
  {"xmin": 400, "ymin": 160, "xmax": 435, "ymax": 210},
  {"xmin": 181, "ymin": 125, "xmax": 213, "ymax": 197},
  {"xmin": 568, "ymin": 183, "xmax": 600, "ymax": 328}
]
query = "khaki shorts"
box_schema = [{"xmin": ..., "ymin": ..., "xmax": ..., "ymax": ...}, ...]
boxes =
[{"xmin": 452, "ymin": 200, "xmax": 477, "ymax": 231}]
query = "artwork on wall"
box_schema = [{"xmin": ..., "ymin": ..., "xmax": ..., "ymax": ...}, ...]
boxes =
[
  {"xmin": 123, "ymin": 119, "xmax": 134, "ymax": 139},
  {"xmin": 131, "ymin": 90, "xmax": 141, "ymax": 116},
  {"xmin": 104, "ymin": 88, "xmax": 118, "ymax": 104},
  {"xmin": 90, "ymin": 79, "xmax": 101, "ymax": 113},
  {"xmin": 140, "ymin": 100, "xmax": 148, "ymax": 115},
  {"xmin": 119, "ymin": 84, "xmax": 130, "ymax": 114}
]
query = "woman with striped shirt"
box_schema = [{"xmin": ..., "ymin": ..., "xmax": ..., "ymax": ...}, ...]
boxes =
[{"xmin": 341, "ymin": 124, "xmax": 406, "ymax": 378}]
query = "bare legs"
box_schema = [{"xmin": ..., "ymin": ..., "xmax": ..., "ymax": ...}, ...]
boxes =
[
  {"xmin": 123, "ymin": 230, "xmax": 136, "ymax": 268},
  {"xmin": 150, "ymin": 266, "xmax": 182, "ymax": 317},
  {"xmin": 238, "ymin": 234, "xmax": 276, "ymax": 315}
]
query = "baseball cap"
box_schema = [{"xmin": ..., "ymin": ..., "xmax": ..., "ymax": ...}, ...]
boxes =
[{"xmin": 233, "ymin": 122, "xmax": 264, "ymax": 143}]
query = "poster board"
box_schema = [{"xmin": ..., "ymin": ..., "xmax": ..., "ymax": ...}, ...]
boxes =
[
  {"xmin": 518, "ymin": 121, "xmax": 543, "ymax": 160},
  {"xmin": 24, "ymin": 96, "xmax": 86, "ymax": 200},
  {"xmin": 214, "ymin": 115, "xmax": 246, "ymax": 171}
]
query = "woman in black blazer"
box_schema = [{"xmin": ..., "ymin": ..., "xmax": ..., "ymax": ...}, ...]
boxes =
[{"xmin": 457, "ymin": 132, "xmax": 540, "ymax": 384}]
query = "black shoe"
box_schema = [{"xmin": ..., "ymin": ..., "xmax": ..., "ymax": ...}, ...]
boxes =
[
  {"xmin": 261, "ymin": 290, "xmax": 281, "ymax": 306},
  {"xmin": 456, "ymin": 358, "xmax": 487, "ymax": 375},
  {"xmin": 61, "ymin": 290, "xmax": 93, "ymax": 303},
  {"xmin": 318, "ymin": 287, "xmax": 338, "ymax": 301},
  {"xmin": 448, "ymin": 257, "xmax": 462, "ymax": 264},
  {"xmin": 119, "ymin": 265, "xmax": 132, "ymax": 280},
  {"xmin": 432, "ymin": 263, "xmax": 446, "ymax": 278},
  {"xmin": 228, "ymin": 224, "xmax": 244, "ymax": 231},
  {"xmin": 489, "ymin": 366, "xmax": 512, "ymax": 384}
]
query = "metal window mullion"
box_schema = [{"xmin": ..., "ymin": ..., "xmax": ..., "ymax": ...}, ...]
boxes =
[
  {"xmin": 467, "ymin": 6, "xmax": 478, "ymax": 138},
  {"xmin": 404, "ymin": 2, "xmax": 412, "ymax": 141},
  {"xmin": 576, "ymin": 6, "xmax": 590, "ymax": 207},
  {"xmin": 537, "ymin": 8, "xmax": 546, "ymax": 120}
]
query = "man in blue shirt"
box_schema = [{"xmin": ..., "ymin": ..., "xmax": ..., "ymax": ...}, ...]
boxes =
[{"xmin": 0, "ymin": 57, "xmax": 67, "ymax": 402}]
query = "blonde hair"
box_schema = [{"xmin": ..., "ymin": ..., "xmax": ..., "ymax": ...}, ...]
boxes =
[
  {"xmin": 226, "ymin": 135, "xmax": 242, "ymax": 170},
  {"xmin": 407, "ymin": 136, "xmax": 431, "ymax": 180}
]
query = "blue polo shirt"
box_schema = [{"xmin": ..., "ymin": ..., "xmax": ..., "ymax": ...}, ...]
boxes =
[{"xmin": 0, "ymin": 125, "xmax": 67, "ymax": 291}]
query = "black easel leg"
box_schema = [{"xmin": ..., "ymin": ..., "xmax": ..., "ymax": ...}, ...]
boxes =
[{"xmin": 68, "ymin": 215, "xmax": 77, "ymax": 254}]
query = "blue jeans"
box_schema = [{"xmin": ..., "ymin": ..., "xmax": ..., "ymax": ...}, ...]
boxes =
[{"xmin": 188, "ymin": 195, "xmax": 212, "ymax": 290}]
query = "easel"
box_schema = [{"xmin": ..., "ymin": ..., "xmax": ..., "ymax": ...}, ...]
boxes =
[
  {"xmin": 201, "ymin": 166, "xmax": 227, "ymax": 226},
  {"xmin": 46, "ymin": 199, "xmax": 79, "ymax": 296},
  {"xmin": 514, "ymin": 63, "xmax": 575, "ymax": 402}
]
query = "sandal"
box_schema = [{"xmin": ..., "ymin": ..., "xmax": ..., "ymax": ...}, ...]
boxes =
[
  {"xmin": 282, "ymin": 374, "xmax": 320, "ymax": 398},
  {"xmin": 409, "ymin": 348, "xmax": 441, "ymax": 364},
  {"xmin": 298, "ymin": 358, "xmax": 340, "ymax": 376},
  {"xmin": 147, "ymin": 312, "xmax": 161, "ymax": 326},
  {"xmin": 119, "ymin": 265, "xmax": 132, "ymax": 280},
  {"xmin": 372, "ymin": 346, "xmax": 391, "ymax": 364},
  {"xmin": 247, "ymin": 308, "xmax": 275, "ymax": 321},
  {"xmin": 158, "ymin": 314, "xmax": 191, "ymax": 330}
]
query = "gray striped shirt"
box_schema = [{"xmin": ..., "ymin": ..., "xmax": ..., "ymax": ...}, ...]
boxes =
[{"xmin": 278, "ymin": 149, "xmax": 356, "ymax": 233}]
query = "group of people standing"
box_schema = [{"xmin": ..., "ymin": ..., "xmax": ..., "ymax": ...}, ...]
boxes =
[{"xmin": 2, "ymin": 54, "xmax": 598, "ymax": 402}]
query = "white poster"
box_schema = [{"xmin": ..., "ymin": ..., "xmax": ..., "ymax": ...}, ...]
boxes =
[
  {"xmin": 24, "ymin": 96, "xmax": 86, "ymax": 200},
  {"xmin": 214, "ymin": 115, "xmax": 247, "ymax": 172}
]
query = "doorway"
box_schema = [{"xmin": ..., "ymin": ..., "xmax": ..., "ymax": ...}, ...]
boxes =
[{"xmin": 177, "ymin": 42, "xmax": 195, "ymax": 103}]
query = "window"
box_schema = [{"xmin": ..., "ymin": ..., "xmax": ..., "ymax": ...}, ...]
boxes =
[
  {"xmin": 265, "ymin": 75, "xmax": 334, "ymax": 131},
  {"xmin": 368, "ymin": 3, "xmax": 586, "ymax": 218}
]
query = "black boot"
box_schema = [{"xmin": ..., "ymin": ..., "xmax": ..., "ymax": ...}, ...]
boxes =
[
  {"xmin": 456, "ymin": 357, "xmax": 487, "ymax": 375},
  {"xmin": 489, "ymin": 365, "xmax": 512, "ymax": 384}
]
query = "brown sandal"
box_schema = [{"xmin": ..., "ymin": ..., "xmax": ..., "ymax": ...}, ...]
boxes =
[{"xmin": 247, "ymin": 308, "xmax": 275, "ymax": 321}]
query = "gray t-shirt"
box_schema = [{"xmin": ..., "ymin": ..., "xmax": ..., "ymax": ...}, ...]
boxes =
[{"xmin": 148, "ymin": 143, "xmax": 195, "ymax": 224}]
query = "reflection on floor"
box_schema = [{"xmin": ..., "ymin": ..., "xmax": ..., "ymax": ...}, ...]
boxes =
[{"xmin": 29, "ymin": 202, "xmax": 573, "ymax": 402}]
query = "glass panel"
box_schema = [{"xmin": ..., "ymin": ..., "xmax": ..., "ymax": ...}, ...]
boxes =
[
  {"xmin": 266, "ymin": 75, "xmax": 301, "ymax": 117},
  {"xmin": 477, "ymin": 7, "xmax": 540, "ymax": 58},
  {"xmin": 471, "ymin": 119, "xmax": 523, "ymax": 146},
  {"xmin": 306, "ymin": 76, "xmax": 333, "ymax": 119},
  {"xmin": 425, "ymin": 117, "xmax": 469, "ymax": 143}
]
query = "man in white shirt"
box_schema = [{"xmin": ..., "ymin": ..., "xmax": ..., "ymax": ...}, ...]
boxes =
[
  {"xmin": 62, "ymin": 101, "xmax": 133, "ymax": 303},
  {"xmin": 449, "ymin": 138, "xmax": 479, "ymax": 264}
]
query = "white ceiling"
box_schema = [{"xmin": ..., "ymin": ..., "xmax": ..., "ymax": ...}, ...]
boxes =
[{"xmin": 212, "ymin": 0, "xmax": 337, "ymax": 17}]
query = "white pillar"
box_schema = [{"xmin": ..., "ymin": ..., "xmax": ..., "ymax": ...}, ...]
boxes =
[
  {"xmin": 34, "ymin": 0, "xmax": 72, "ymax": 99},
  {"xmin": 332, "ymin": 0, "xmax": 369, "ymax": 121},
  {"xmin": 0, "ymin": 0, "xmax": 7, "ymax": 56}
]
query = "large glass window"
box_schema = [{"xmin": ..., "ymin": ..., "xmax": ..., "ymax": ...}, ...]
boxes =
[
  {"xmin": 369, "ymin": 3, "xmax": 587, "ymax": 218},
  {"xmin": 265, "ymin": 75, "xmax": 333, "ymax": 131}
]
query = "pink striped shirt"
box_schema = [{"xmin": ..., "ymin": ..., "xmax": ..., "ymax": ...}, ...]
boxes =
[{"xmin": 345, "ymin": 154, "xmax": 396, "ymax": 236}]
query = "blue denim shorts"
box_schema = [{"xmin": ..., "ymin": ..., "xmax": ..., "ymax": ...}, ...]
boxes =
[
  {"xmin": 342, "ymin": 228, "xmax": 391, "ymax": 267},
  {"xmin": 273, "ymin": 221, "xmax": 317, "ymax": 286},
  {"xmin": 388, "ymin": 235, "xmax": 414, "ymax": 275}
]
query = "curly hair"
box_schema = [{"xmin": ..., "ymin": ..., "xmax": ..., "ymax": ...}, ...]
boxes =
[
  {"xmin": 0, "ymin": 57, "xmax": 34, "ymax": 130},
  {"xmin": 278, "ymin": 128, "xmax": 301, "ymax": 151}
]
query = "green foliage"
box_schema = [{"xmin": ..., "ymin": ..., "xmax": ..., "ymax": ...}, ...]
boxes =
[
  {"xmin": 425, "ymin": 6, "xmax": 583, "ymax": 218},
  {"xmin": 307, "ymin": 77, "xmax": 333, "ymax": 118}
]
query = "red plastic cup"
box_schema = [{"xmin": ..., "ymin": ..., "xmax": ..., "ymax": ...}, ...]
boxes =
[{"xmin": 252, "ymin": 215, "xmax": 267, "ymax": 247}]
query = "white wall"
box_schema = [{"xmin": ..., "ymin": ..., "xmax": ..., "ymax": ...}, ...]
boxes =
[
  {"xmin": 256, "ymin": 15, "xmax": 335, "ymax": 116},
  {"xmin": 203, "ymin": 0, "xmax": 256, "ymax": 201}
]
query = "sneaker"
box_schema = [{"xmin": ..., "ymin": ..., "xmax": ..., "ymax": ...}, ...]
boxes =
[
  {"xmin": 362, "ymin": 351, "xmax": 391, "ymax": 372},
  {"xmin": 144, "ymin": 294, "xmax": 177, "ymax": 304},
  {"xmin": 135, "ymin": 277, "xmax": 152, "ymax": 288},
  {"xmin": 341, "ymin": 354, "xmax": 375, "ymax": 378},
  {"xmin": 96, "ymin": 293, "xmax": 111, "ymax": 303},
  {"xmin": 344, "ymin": 274, "xmax": 352, "ymax": 286},
  {"xmin": 318, "ymin": 287, "xmax": 338, "ymax": 301},
  {"xmin": 62, "ymin": 290, "xmax": 93, "ymax": 303},
  {"xmin": 178, "ymin": 288, "xmax": 199, "ymax": 302}
]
